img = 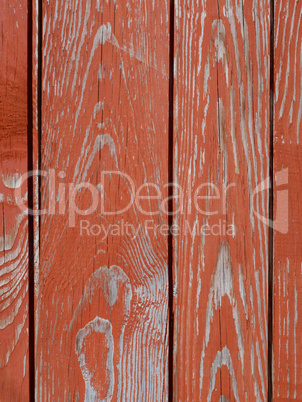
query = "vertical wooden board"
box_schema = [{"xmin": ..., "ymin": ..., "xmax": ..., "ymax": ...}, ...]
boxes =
[
  {"xmin": 0, "ymin": 1, "xmax": 30, "ymax": 400},
  {"xmin": 37, "ymin": 0, "xmax": 170, "ymax": 400},
  {"xmin": 273, "ymin": 0, "xmax": 302, "ymax": 399},
  {"xmin": 173, "ymin": 0, "xmax": 270, "ymax": 400}
]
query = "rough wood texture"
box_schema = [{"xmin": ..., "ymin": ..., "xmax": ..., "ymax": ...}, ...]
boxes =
[
  {"xmin": 37, "ymin": 0, "xmax": 170, "ymax": 400},
  {"xmin": 173, "ymin": 0, "xmax": 270, "ymax": 399},
  {"xmin": 274, "ymin": 0, "xmax": 302, "ymax": 399},
  {"xmin": 0, "ymin": 1, "xmax": 30, "ymax": 400}
]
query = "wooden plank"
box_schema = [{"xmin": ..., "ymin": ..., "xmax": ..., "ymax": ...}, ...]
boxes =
[
  {"xmin": 0, "ymin": 1, "xmax": 30, "ymax": 399},
  {"xmin": 273, "ymin": 0, "xmax": 302, "ymax": 398},
  {"xmin": 0, "ymin": 0, "xmax": 30, "ymax": 400},
  {"xmin": 173, "ymin": 0, "xmax": 270, "ymax": 399},
  {"xmin": 37, "ymin": 0, "xmax": 170, "ymax": 400}
]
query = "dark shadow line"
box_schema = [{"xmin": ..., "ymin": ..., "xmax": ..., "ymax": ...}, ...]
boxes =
[
  {"xmin": 168, "ymin": 0, "xmax": 175, "ymax": 400},
  {"xmin": 38, "ymin": 0, "xmax": 42, "ymax": 238},
  {"xmin": 268, "ymin": 0, "xmax": 275, "ymax": 400},
  {"xmin": 27, "ymin": 0, "xmax": 34, "ymax": 398}
]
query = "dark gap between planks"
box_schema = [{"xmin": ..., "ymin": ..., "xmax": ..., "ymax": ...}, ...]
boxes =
[
  {"xmin": 268, "ymin": 0, "xmax": 275, "ymax": 399},
  {"xmin": 168, "ymin": 0, "xmax": 175, "ymax": 400},
  {"xmin": 27, "ymin": 0, "xmax": 35, "ymax": 398}
]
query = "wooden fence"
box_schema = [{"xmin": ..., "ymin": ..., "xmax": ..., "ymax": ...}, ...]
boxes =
[{"xmin": 0, "ymin": 0, "xmax": 301, "ymax": 400}]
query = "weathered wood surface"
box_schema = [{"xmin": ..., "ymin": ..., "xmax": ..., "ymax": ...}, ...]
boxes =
[
  {"xmin": 37, "ymin": 0, "xmax": 170, "ymax": 400},
  {"xmin": 273, "ymin": 0, "xmax": 302, "ymax": 399},
  {"xmin": 0, "ymin": 1, "xmax": 30, "ymax": 400},
  {"xmin": 2, "ymin": 0, "xmax": 302, "ymax": 399},
  {"xmin": 173, "ymin": 0, "xmax": 270, "ymax": 400}
]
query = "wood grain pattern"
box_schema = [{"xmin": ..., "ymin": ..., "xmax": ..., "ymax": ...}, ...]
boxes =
[
  {"xmin": 274, "ymin": 0, "xmax": 302, "ymax": 398},
  {"xmin": 37, "ymin": 0, "xmax": 170, "ymax": 400},
  {"xmin": 0, "ymin": 1, "xmax": 30, "ymax": 400},
  {"xmin": 173, "ymin": 0, "xmax": 270, "ymax": 399},
  {"xmin": 3, "ymin": 0, "xmax": 300, "ymax": 399}
]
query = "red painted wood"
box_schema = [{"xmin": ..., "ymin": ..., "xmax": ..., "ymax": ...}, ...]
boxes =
[
  {"xmin": 273, "ymin": 0, "xmax": 302, "ymax": 398},
  {"xmin": 0, "ymin": 1, "xmax": 30, "ymax": 399},
  {"xmin": 36, "ymin": 0, "xmax": 170, "ymax": 399},
  {"xmin": 2, "ymin": 0, "xmax": 301, "ymax": 399},
  {"xmin": 173, "ymin": 0, "xmax": 270, "ymax": 399}
]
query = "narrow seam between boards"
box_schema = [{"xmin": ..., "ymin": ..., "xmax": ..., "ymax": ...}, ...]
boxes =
[
  {"xmin": 268, "ymin": 0, "xmax": 275, "ymax": 400},
  {"xmin": 168, "ymin": 0, "xmax": 175, "ymax": 400},
  {"xmin": 27, "ymin": 0, "xmax": 35, "ymax": 398}
]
